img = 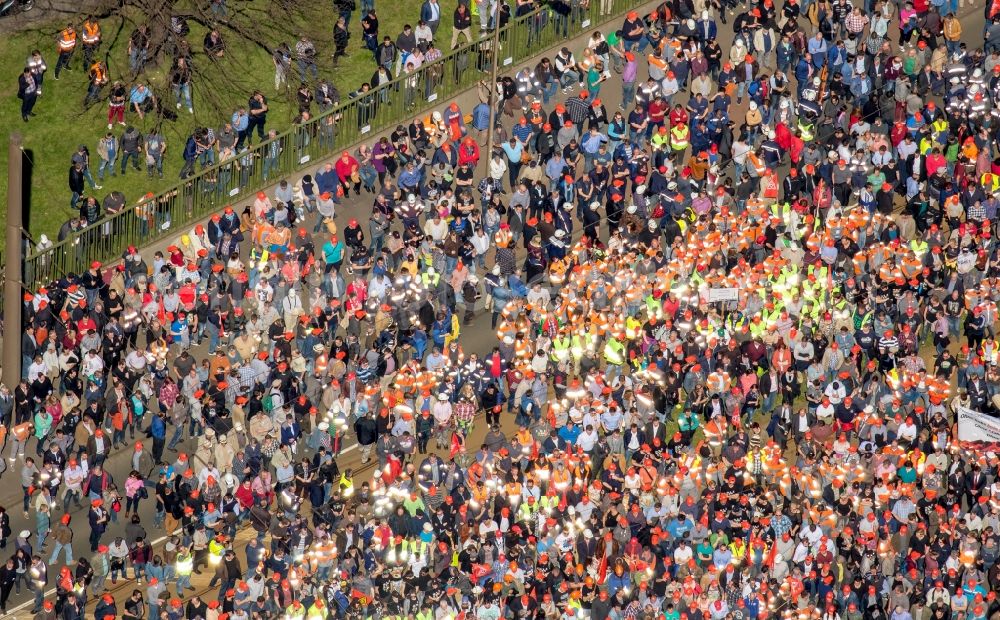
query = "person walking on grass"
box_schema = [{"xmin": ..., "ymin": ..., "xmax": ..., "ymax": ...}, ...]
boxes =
[
  {"xmin": 97, "ymin": 132, "xmax": 117, "ymax": 181},
  {"xmin": 17, "ymin": 67, "xmax": 38, "ymax": 122}
]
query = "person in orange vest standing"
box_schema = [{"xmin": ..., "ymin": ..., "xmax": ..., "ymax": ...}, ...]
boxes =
[
  {"xmin": 54, "ymin": 23, "xmax": 77, "ymax": 80},
  {"xmin": 81, "ymin": 16, "xmax": 102, "ymax": 70}
]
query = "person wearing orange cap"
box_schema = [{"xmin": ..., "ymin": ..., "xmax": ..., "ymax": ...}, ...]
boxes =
[{"xmin": 88, "ymin": 496, "xmax": 110, "ymax": 552}]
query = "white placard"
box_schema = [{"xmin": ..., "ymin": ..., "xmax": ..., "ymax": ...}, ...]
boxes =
[
  {"xmin": 706, "ymin": 287, "xmax": 739, "ymax": 303},
  {"xmin": 503, "ymin": 57, "xmax": 513, "ymax": 66},
  {"xmin": 229, "ymin": 187, "xmax": 240, "ymax": 197},
  {"xmin": 581, "ymin": 19, "xmax": 590, "ymax": 27},
  {"xmin": 299, "ymin": 155, "xmax": 311, "ymax": 164},
  {"xmin": 957, "ymin": 406, "xmax": 1000, "ymax": 448},
  {"xmin": 361, "ymin": 125, "xmax": 371, "ymax": 134},
  {"xmin": 428, "ymin": 93, "xmax": 438, "ymax": 102}
]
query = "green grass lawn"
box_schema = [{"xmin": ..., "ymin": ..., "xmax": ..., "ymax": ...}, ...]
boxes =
[{"xmin": 0, "ymin": 0, "xmax": 447, "ymax": 253}]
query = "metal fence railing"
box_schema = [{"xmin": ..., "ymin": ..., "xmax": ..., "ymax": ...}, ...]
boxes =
[{"xmin": 19, "ymin": 0, "xmax": 643, "ymax": 291}]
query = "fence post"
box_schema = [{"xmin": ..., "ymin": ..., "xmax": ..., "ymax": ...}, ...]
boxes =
[{"xmin": 4, "ymin": 134, "xmax": 24, "ymax": 387}]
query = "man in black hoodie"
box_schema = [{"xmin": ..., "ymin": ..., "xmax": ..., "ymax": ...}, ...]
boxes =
[{"xmin": 68, "ymin": 162, "xmax": 86, "ymax": 211}]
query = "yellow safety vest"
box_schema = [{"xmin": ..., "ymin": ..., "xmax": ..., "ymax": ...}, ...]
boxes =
[
  {"xmin": 176, "ymin": 553, "xmax": 194, "ymax": 576},
  {"xmin": 670, "ymin": 125, "xmax": 689, "ymax": 150},
  {"xmin": 208, "ymin": 539, "xmax": 225, "ymax": 565},
  {"xmin": 307, "ymin": 604, "xmax": 326, "ymax": 620},
  {"xmin": 604, "ymin": 339, "xmax": 625, "ymax": 365}
]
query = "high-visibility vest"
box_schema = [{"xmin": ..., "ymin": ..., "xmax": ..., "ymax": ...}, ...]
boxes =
[
  {"xmin": 306, "ymin": 604, "xmax": 326, "ymax": 620},
  {"xmin": 90, "ymin": 63, "xmax": 107, "ymax": 86},
  {"xmin": 603, "ymin": 339, "xmax": 625, "ymax": 365},
  {"xmin": 670, "ymin": 124, "xmax": 689, "ymax": 150},
  {"xmin": 82, "ymin": 21, "xmax": 101, "ymax": 45},
  {"xmin": 338, "ymin": 473, "xmax": 354, "ymax": 496},
  {"xmin": 175, "ymin": 553, "xmax": 194, "ymax": 576},
  {"xmin": 748, "ymin": 152, "xmax": 767, "ymax": 176},
  {"xmin": 208, "ymin": 539, "xmax": 225, "ymax": 565},
  {"xmin": 421, "ymin": 271, "xmax": 440, "ymax": 288},
  {"xmin": 797, "ymin": 120, "xmax": 814, "ymax": 141},
  {"xmin": 285, "ymin": 603, "xmax": 307, "ymax": 619},
  {"xmin": 982, "ymin": 174, "xmax": 1000, "ymax": 193},
  {"xmin": 58, "ymin": 29, "xmax": 77, "ymax": 52},
  {"xmin": 762, "ymin": 174, "xmax": 779, "ymax": 200},
  {"xmin": 551, "ymin": 336, "xmax": 570, "ymax": 361}
]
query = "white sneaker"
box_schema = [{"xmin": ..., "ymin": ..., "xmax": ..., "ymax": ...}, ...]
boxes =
[
  {"xmin": 188, "ymin": 107, "xmax": 194, "ymax": 114},
  {"xmin": 108, "ymin": 123, "xmax": 113, "ymax": 130},
  {"xmin": 94, "ymin": 185, "xmax": 103, "ymax": 190},
  {"xmin": 176, "ymin": 103, "xmax": 182, "ymax": 109}
]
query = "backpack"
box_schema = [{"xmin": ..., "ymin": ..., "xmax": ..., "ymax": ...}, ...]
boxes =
[{"xmin": 263, "ymin": 393, "xmax": 275, "ymax": 412}]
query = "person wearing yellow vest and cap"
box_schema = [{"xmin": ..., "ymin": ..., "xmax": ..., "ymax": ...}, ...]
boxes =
[
  {"xmin": 55, "ymin": 23, "xmax": 77, "ymax": 80},
  {"xmin": 286, "ymin": 600, "xmax": 307, "ymax": 619},
  {"xmin": 81, "ymin": 16, "xmax": 101, "ymax": 69},
  {"xmin": 306, "ymin": 599, "xmax": 327, "ymax": 620},
  {"xmin": 670, "ymin": 122, "xmax": 690, "ymax": 152},
  {"xmin": 207, "ymin": 533, "xmax": 226, "ymax": 567},
  {"xmin": 175, "ymin": 546, "xmax": 194, "ymax": 591},
  {"xmin": 604, "ymin": 336, "xmax": 626, "ymax": 382},
  {"xmin": 982, "ymin": 172, "xmax": 1000, "ymax": 193}
]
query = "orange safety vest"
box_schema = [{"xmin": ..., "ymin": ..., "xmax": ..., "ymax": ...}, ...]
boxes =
[
  {"xmin": 90, "ymin": 62, "xmax": 107, "ymax": 85},
  {"xmin": 82, "ymin": 21, "xmax": 101, "ymax": 45},
  {"xmin": 761, "ymin": 173, "xmax": 779, "ymax": 200},
  {"xmin": 58, "ymin": 28, "xmax": 77, "ymax": 52}
]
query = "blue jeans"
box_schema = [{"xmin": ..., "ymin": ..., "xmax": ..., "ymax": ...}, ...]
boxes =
[
  {"xmin": 120, "ymin": 150, "xmax": 140, "ymax": 172},
  {"xmin": 622, "ymin": 82, "xmax": 635, "ymax": 110},
  {"xmin": 173, "ymin": 83, "xmax": 192, "ymax": 110},
  {"xmin": 623, "ymin": 36, "xmax": 648, "ymax": 53},
  {"xmin": 539, "ymin": 79, "xmax": 557, "ymax": 104},
  {"xmin": 167, "ymin": 424, "xmax": 184, "ymax": 450},
  {"xmin": 49, "ymin": 542, "xmax": 73, "ymax": 565},
  {"xmin": 84, "ymin": 167, "xmax": 98, "ymax": 189},
  {"xmin": 98, "ymin": 154, "xmax": 117, "ymax": 180},
  {"xmin": 559, "ymin": 69, "xmax": 580, "ymax": 88}
]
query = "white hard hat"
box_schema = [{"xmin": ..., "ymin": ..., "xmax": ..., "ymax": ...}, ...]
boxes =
[
  {"xmin": 407, "ymin": 193, "xmax": 417, "ymax": 204},
  {"xmin": 626, "ymin": 205, "xmax": 638, "ymax": 214},
  {"xmin": 749, "ymin": 102, "xmax": 758, "ymax": 111},
  {"xmin": 555, "ymin": 229, "xmax": 566, "ymax": 238},
  {"xmin": 635, "ymin": 185, "xmax": 646, "ymax": 195}
]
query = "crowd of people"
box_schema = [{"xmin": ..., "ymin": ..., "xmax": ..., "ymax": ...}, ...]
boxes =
[{"xmin": 6, "ymin": 0, "xmax": 1000, "ymax": 618}]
